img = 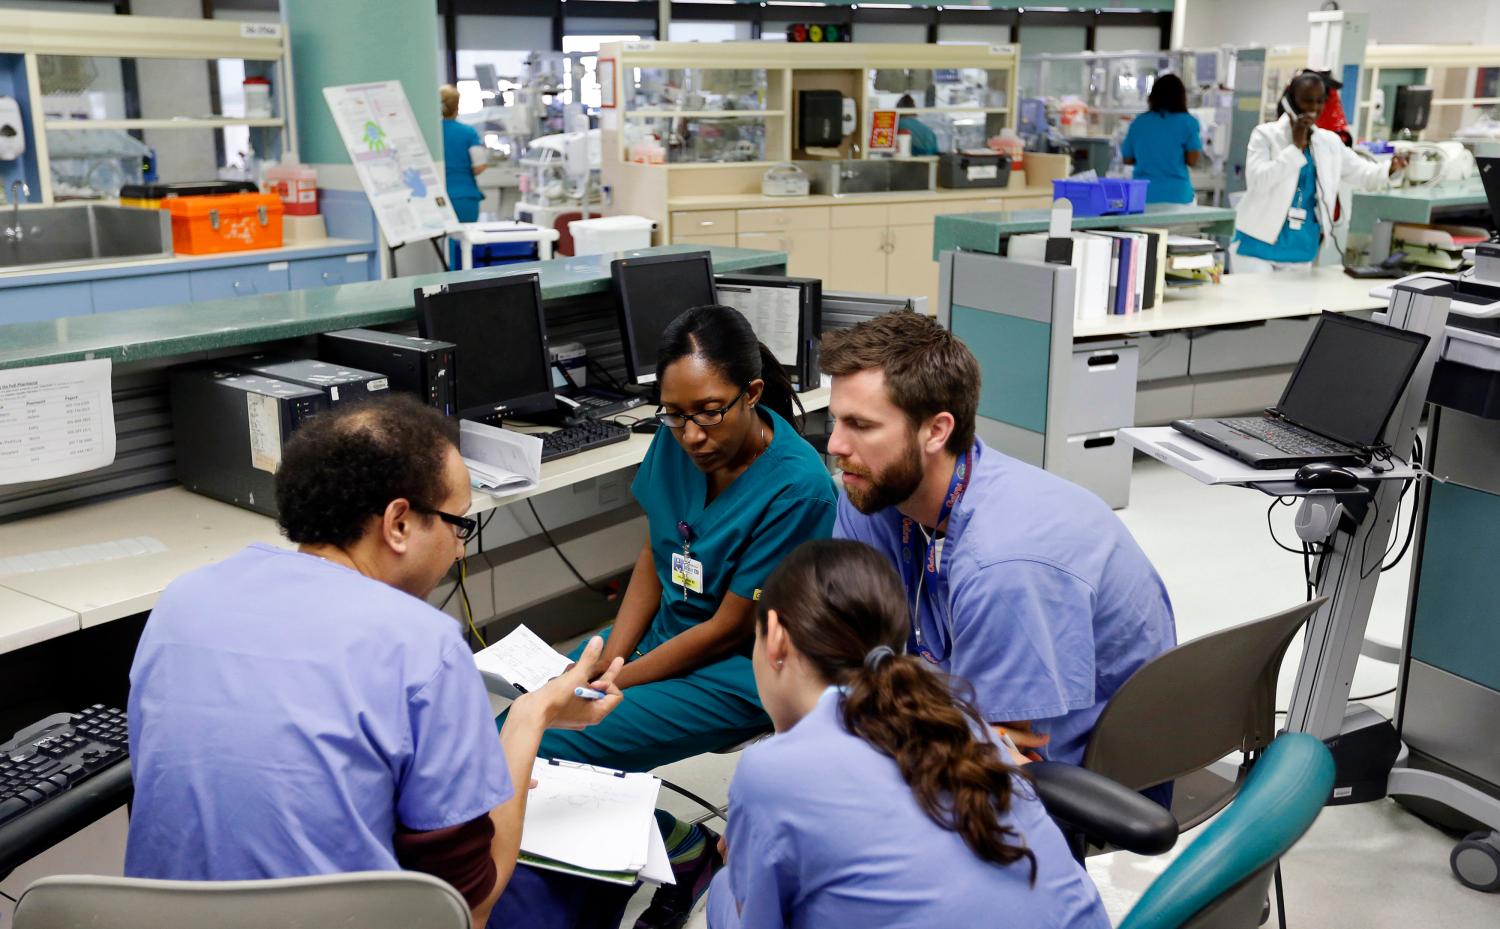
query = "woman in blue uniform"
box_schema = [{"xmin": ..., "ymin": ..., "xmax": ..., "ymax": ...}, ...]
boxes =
[
  {"xmin": 1120, "ymin": 73, "xmax": 1201, "ymax": 204},
  {"xmin": 707, "ymin": 538, "xmax": 1111, "ymax": 929},
  {"xmin": 491, "ymin": 304, "xmax": 836, "ymax": 929}
]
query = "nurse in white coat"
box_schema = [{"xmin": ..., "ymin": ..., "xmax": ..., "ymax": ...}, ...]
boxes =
[
  {"xmin": 1234, "ymin": 71, "xmax": 1406, "ymax": 272},
  {"xmin": 705, "ymin": 538, "xmax": 1109, "ymax": 929}
]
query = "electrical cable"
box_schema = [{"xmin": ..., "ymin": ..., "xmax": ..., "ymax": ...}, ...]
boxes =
[
  {"xmin": 526, "ymin": 498, "xmax": 612, "ymax": 598},
  {"xmin": 458, "ymin": 557, "xmax": 487, "ymax": 648}
]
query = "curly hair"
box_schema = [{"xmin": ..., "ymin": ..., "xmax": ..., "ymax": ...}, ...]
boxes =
[{"xmin": 274, "ymin": 394, "xmax": 460, "ymax": 547}]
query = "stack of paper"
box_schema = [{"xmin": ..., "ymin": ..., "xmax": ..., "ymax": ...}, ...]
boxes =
[
  {"xmin": 1164, "ymin": 234, "xmax": 1222, "ymax": 284},
  {"xmin": 473, "ymin": 624, "xmax": 572, "ymax": 698},
  {"xmin": 460, "ymin": 420, "xmax": 542, "ymax": 497},
  {"xmin": 520, "ymin": 758, "xmax": 675, "ymax": 886}
]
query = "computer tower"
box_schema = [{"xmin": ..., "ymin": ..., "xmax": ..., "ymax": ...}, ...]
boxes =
[
  {"xmin": 227, "ymin": 355, "xmax": 391, "ymax": 408},
  {"xmin": 318, "ymin": 328, "xmax": 458, "ymax": 416},
  {"xmin": 170, "ymin": 367, "xmax": 327, "ymax": 516}
]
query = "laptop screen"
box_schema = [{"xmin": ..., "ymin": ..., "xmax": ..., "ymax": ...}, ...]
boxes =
[{"xmin": 1275, "ymin": 312, "xmax": 1429, "ymax": 449}]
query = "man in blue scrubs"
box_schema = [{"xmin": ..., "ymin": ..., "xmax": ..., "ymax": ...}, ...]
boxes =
[
  {"xmin": 126, "ymin": 395, "xmax": 622, "ymax": 927},
  {"xmin": 822, "ymin": 312, "xmax": 1176, "ymax": 766}
]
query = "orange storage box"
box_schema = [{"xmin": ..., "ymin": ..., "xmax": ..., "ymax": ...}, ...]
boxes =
[{"xmin": 166, "ymin": 192, "xmax": 284, "ymax": 255}]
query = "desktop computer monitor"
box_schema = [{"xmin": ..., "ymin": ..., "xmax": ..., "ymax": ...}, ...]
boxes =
[
  {"xmin": 611, "ymin": 251, "xmax": 717, "ymax": 384},
  {"xmin": 1391, "ymin": 85, "xmax": 1432, "ymax": 136},
  {"xmin": 414, "ymin": 272, "xmax": 556, "ymax": 423},
  {"xmin": 713, "ymin": 273, "xmax": 822, "ymax": 390}
]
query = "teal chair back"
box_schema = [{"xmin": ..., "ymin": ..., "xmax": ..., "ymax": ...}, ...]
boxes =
[{"xmin": 1118, "ymin": 733, "xmax": 1335, "ymax": 929}]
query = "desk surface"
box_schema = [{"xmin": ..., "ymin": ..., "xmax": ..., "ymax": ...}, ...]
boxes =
[
  {"xmin": 1074, "ymin": 267, "xmax": 1382, "ymax": 339},
  {"xmin": 0, "ymin": 388, "xmax": 831, "ymax": 653},
  {"xmin": 1349, "ymin": 178, "xmax": 1488, "ymax": 234},
  {"xmin": 932, "ymin": 202, "xmax": 1237, "ymax": 260},
  {"xmin": 0, "ymin": 245, "xmax": 785, "ymax": 371}
]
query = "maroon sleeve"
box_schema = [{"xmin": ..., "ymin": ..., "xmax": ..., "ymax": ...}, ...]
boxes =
[{"xmin": 394, "ymin": 812, "xmax": 497, "ymax": 909}]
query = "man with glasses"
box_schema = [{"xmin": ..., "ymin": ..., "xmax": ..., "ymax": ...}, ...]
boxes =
[{"xmin": 126, "ymin": 395, "xmax": 623, "ymax": 928}]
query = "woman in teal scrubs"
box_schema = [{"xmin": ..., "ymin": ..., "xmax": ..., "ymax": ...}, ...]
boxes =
[
  {"xmin": 490, "ymin": 305, "xmax": 836, "ymax": 929},
  {"xmin": 1120, "ymin": 74, "xmax": 1201, "ymax": 204}
]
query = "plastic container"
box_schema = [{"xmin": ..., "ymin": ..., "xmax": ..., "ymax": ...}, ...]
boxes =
[
  {"xmin": 1051, "ymin": 178, "xmax": 1149, "ymax": 217},
  {"xmin": 166, "ymin": 192, "xmax": 283, "ymax": 254},
  {"xmin": 243, "ymin": 76, "xmax": 272, "ymax": 119},
  {"xmin": 119, "ymin": 180, "xmax": 257, "ymax": 208},
  {"xmin": 264, "ymin": 161, "xmax": 318, "ymax": 216},
  {"xmin": 568, "ymin": 215, "xmax": 655, "ymax": 256}
]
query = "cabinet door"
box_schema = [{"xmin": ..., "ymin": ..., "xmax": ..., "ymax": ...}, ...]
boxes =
[
  {"xmin": 91, "ymin": 272, "xmax": 193, "ymax": 313},
  {"xmin": 886, "ymin": 223, "xmax": 939, "ymax": 312},
  {"xmin": 189, "ymin": 263, "xmax": 291, "ymax": 301},
  {"xmin": 736, "ymin": 230, "xmax": 830, "ymax": 281},
  {"xmin": 288, "ymin": 254, "xmax": 372, "ymax": 290},
  {"xmin": 825, "ymin": 226, "xmax": 888, "ymax": 294},
  {"xmin": 0, "ymin": 281, "xmax": 93, "ymax": 323}
]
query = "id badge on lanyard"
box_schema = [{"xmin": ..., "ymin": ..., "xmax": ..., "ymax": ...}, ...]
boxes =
[
  {"xmin": 902, "ymin": 446, "xmax": 973, "ymax": 664},
  {"xmin": 672, "ymin": 520, "xmax": 705, "ymax": 598}
]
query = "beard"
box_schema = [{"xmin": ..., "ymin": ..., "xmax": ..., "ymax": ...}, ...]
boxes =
[{"xmin": 837, "ymin": 435, "xmax": 925, "ymax": 515}]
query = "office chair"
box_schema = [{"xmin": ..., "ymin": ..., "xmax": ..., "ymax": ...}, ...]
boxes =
[
  {"xmin": 11, "ymin": 870, "xmax": 470, "ymax": 929},
  {"xmin": 658, "ymin": 727, "xmax": 775, "ymax": 827}
]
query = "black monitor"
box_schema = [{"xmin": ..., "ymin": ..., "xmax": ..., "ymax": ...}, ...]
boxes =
[
  {"xmin": 1275, "ymin": 311, "xmax": 1429, "ymax": 449},
  {"xmin": 611, "ymin": 251, "xmax": 718, "ymax": 384},
  {"xmin": 1478, "ymin": 156, "xmax": 1500, "ymax": 230},
  {"xmin": 713, "ymin": 273, "xmax": 822, "ymax": 390},
  {"xmin": 1391, "ymin": 85, "xmax": 1432, "ymax": 135},
  {"xmin": 414, "ymin": 272, "xmax": 556, "ymax": 422}
]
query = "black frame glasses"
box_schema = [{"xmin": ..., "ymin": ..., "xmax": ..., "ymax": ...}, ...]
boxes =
[
  {"xmin": 414, "ymin": 505, "xmax": 478, "ymax": 543},
  {"xmin": 655, "ymin": 387, "xmax": 746, "ymax": 430}
]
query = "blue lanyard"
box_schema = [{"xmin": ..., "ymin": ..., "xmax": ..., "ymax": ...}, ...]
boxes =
[{"xmin": 901, "ymin": 446, "xmax": 973, "ymax": 663}]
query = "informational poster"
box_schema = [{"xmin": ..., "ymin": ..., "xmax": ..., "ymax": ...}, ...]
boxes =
[
  {"xmin": 868, "ymin": 110, "xmax": 898, "ymax": 154},
  {"xmin": 323, "ymin": 81, "xmax": 461, "ymax": 247},
  {"xmin": 0, "ymin": 358, "xmax": 115, "ymax": 486}
]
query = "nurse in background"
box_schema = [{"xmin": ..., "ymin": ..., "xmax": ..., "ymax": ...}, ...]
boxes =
[
  {"xmin": 1120, "ymin": 73, "xmax": 1201, "ymax": 204},
  {"xmin": 895, "ymin": 94, "xmax": 940, "ymax": 156},
  {"xmin": 707, "ymin": 539, "xmax": 1110, "ymax": 929},
  {"xmin": 441, "ymin": 84, "xmax": 487, "ymax": 223}
]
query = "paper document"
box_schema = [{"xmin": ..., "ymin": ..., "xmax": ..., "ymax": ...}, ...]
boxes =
[
  {"xmin": 0, "ymin": 358, "xmax": 115, "ymax": 486},
  {"xmin": 716, "ymin": 284, "xmax": 801, "ymax": 366},
  {"xmin": 521, "ymin": 758, "xmax": 661, "ymax": 875},
  {"xmin": 460, "ymin": 420, "xmax": 542, "ymax": 497},
  {"xmin": 473, "ymin": 624, "xmax": 572, "ymax": 697}
]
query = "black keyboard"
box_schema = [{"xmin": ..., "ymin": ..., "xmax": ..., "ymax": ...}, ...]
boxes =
[
  {"xmin": 1220, "ymin": 417, "xmax": 1353, "ymax": 456},
  {"xmin": 540, "ymin": 419, "xmax": 631, "ymax": 463},
  {"xmin": 0, "ymin": 705, "xmax": 127, "ymax": 829}
]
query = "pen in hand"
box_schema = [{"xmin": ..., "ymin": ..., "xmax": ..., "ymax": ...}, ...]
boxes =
[{"xmin": 574, "ymin": 686, "xmax": 607, "ymax": 700}]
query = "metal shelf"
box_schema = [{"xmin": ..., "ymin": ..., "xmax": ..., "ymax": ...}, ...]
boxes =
[
  {"xmin": 45, "ymin": 117, "xmax": 285, "ymax": 131},
  {"xmin": 625, "ymin": 110, "xmax": 784, "ymax": 118}
]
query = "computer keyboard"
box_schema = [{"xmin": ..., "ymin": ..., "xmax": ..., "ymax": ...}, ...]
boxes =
[
  {"xmin": 1221, "ymin": 417, "xmax": 1352, "ymax": 456},
  {"xmin": 540, "ymin": 418, "xmax": 631, "ymax": 463},
  {"xmin": 0, "ymin": 705, "xmax": 127, "ymax": 828}
]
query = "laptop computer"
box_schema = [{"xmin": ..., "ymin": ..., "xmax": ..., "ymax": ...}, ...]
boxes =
[{"xmin": 1170, "ymin": 312, "xmax": 1429, "ymax": 470}]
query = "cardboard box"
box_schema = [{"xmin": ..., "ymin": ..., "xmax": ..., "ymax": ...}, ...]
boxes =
[{"xmin": 1024, "ymin": 152, "xmax": 1071, "ymax": 187}]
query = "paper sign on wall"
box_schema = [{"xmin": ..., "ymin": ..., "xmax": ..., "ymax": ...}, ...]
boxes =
[
  {"xmin": 323, "ymin": 81, "xmax": 461, "ymax": 247},
  {"xmin": 868, "ymin": 110, "xmax": 898, "ymax": 154},
  {"xmin": 0, "ymin": 358, "xmax": 116, "ymax": 486}
]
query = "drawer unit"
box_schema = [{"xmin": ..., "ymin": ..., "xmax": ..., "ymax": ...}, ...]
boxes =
[
  {"xmin": 288, "ymin": 254, "xmax": 371, "ymax": 290},
  {"xmin": 889, "ymin": 200, "xmax": 967, "ymax": 226},
  {"xmin": 0, "ymin": 281, "xmax": 93, "ymax": 322},
  {"xmin": 672, "ymin": 233, "xmax": 737, "ymax": 248},
  {"xmin": 671, "ymin": 210, "xmax": 737, "ymax": 238},
  {"xmin": 1187, "ymin": 316, "xmax": 1317, "ymax": 376},
  {"xmin": 91, "ymin": 272, "xmax": 192, "ymax": 313},
  {"xmin": 831, "ymin": 203, "xmax": 890, "ymax": 229},
  {"xmin": 736, "ymin": 206, "xmax": 829, "ymax": 233},
  {"xmin": 188, "ymin": 263, "xmax": 291, "ymax": 301},
  {"xmin": 1063, "ymin": 344, "xmax": 1139, "ymax": 435},
  {"xmin": 1054, "ymin": 429, "xmax": 1132, "ymax": 509},
  {"xmin": 1136, "ymin": 331, "xmax": 1190, "ymax": 382},
  {"xmin": 1004, "ymin": 196, "xmax": 1055, "ymax": 210}
]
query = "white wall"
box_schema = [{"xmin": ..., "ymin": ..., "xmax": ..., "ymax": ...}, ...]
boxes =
[{"xmin": 1179, "ymin": 0, "xmax": 1500, "ymax": 49}]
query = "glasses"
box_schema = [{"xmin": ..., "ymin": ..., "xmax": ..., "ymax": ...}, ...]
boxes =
[
  {"xmin": 655, "ymin": 387, "xmax": 746, "ymax": 430},
  {"xmin": 414, "ymin": 505, "xmax": 478, "ymax": 543}
]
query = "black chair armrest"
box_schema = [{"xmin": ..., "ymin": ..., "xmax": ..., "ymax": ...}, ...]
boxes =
[
  {"xmin": 1027, "ymin": 762, "xmax": 1178, "ymax": 857},
  {"xmin": 0, "ymin": 760, "xmax": 132, "ymax": 881}
]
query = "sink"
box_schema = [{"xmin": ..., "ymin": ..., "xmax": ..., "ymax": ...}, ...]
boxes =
[
  {"xmin": 0, "ymin": 205, "xmax": 173, "ymax": 272},
  {"xmin": 798, "ymin": 159, "xmax": 935, "ymax": 196}
]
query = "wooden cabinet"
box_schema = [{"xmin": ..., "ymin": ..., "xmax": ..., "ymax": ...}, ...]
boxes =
[
  {"xmin": 737, "ymin": 207, "xmax": 829, "ymax": 233},
  {"xmin": 887, "ymin": 223, "xmax": 939, "ymax": 311},
  {"xmin": 826, "ymin": 225, "xmax": 888, "ymax": 293},
  {"xmin": 736, "ymin": 230, "xmax": 830, "ymax": 281},
  {"xmin": 670, "ymin": 210, "xmax": 737, "ymax": 239},
  {"xmin": 674, "ymin": 233, "xmax": 738, "ymax": 248}
]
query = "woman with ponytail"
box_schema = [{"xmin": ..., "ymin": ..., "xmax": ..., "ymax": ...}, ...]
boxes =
[{"xmin": 706, "ymin": 538, "xmax": 1109, "ymax": 929}]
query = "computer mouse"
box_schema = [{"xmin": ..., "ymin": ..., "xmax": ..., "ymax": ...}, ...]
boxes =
[
  {"xmin": 1293, "ymin": 462, "xmax": 1360, "ymax": 490},
  {"xmin": 630, "ymin": 418, "xmax": 660, "ymax": 435}
]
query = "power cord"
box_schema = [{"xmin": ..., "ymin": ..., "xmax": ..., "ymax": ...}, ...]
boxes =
[
  {"xmin": 526, "ymin": 498, "xmax": 613, "ymax": 598},
  {"xmin": 458, "ymin": 557, "xmax": 487, "ymax": 648}
]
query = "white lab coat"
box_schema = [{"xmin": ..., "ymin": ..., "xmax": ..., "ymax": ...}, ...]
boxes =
[{"xmin": 1236, "ymin": 114, "xmax": 1389, "ymax": 247}]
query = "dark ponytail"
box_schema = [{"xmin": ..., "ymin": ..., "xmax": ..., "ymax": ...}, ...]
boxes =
[
  {"xmin": 657, "ymin": 305, "xmax": 803, "ymax": 427},
  {"xmin": 757, "ymin": 539, "xmax": 1038, "ymax": 881}
]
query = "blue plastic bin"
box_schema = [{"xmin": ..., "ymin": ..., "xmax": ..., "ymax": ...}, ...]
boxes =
[{"xmin": 1051, "ymin": 178, "xmax": 1149, "ymax": 217}]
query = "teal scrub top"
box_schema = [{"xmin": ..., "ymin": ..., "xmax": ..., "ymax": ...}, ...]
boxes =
[
  {"xmin": 630, "ymin": 408, "xmax": 837, "ymax": 671},
  {"xmin": 442, "ymin": 118, "xmax": 483, "ymax": 207},
  {"xmin": 1233, "ymin": 148, "xmax": 1320, "ymax": 263},
  {"xmin": 1120, "ymin": 111, "xmax": 1202, "ymax": 204},
  {"xmin": 898, "ymin": 116, "xmax": 941, "ymax": 156}
]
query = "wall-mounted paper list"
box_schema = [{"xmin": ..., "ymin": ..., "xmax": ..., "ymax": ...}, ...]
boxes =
[{"xmin": 0, "ymin": 359, "xmax": 116, "ymax": 486}]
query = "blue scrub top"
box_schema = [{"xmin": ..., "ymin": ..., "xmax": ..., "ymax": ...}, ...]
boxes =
[
  {"xmin": 443, "ymin": 118, "xmax": 484, "ymax": 210},
  {"xmin": 706, "ymin": 688, "xmax": 1111, "ymax": 929},
  {"xmin": 834, "ymin": 440, "xmax": 1176, "ymax": 765},
  {"xmin": 1234, "ymin": 148, "xmax": 1321, "ymax": 263},
  {"xmin": 126, "ymin": 544, "xmax": 512, "ymax": 880},
  {"xmin": 1120, "ymin": 110, "xmax": 1202, "ymax": 204},
  {"xmin": 630, "ymin": 408, "xmax": 836, "ymax": 695}
]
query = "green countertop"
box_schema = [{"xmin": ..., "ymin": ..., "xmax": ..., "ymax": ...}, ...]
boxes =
[
  {"xmin": 0, "ymin": 245, "xmax": 785, "ymax": 371},
  {"xmin": 1349, "ymin": 178, "xmax": 1488, "ymax": 235},
  {"xmin": 932, "ymin": 202, "xmax": 1238, "ymax": 258}
]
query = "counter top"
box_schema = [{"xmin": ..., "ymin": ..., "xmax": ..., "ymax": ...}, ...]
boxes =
[
  {"xmin": 1348, "ymin": 178, "xmax": 1488, "ymax": 234},
  {"xmin": 0, "ymin": 245, "xmax": 786, "ymax": 371},
  {"xmin": 1074, "ymin": 267, "xmax": 1381, "ymax": 339},
  {"xmin": 0, "ymin": 238, "xmax": 376, "ymax": 288},
  {"xmin": 934, "ymin": 202, "xmax": 1238, "ymax": 258},
  {"xmin": 667, "ymin": 186, "xmax": 1055, "ymax": 211}
]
